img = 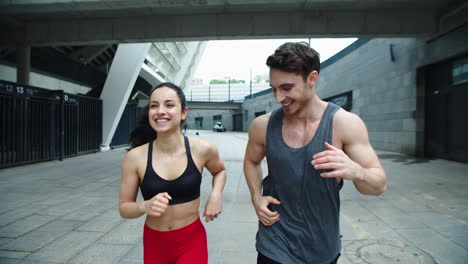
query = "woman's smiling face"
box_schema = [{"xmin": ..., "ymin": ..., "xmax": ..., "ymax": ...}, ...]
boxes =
[{"xmin": 148, "ymin": 86, "xmax": 188, "ymax": 134}]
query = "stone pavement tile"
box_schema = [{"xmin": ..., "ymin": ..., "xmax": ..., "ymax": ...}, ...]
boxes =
[
  {"xmin": 36, "ymin": 219, "xmax": 84, "ymax": 233},
  {"xmin": 211, "ymin": 250, "xmax": 256, "ymax": 264},
  {"xmin": 31, "ymin": 193, "xmax": 75, "ymax": 206},
  {"xmin": 340, "ymin": 214, "xmax": 361, "ymax": 241},
  {"xmin": 0, "ymin": 220, "xmax": 84, "ymax": 251},
  {"xmin": 118, "ymin": 240, "xmax": 143, "ymax": 264},
  {"xmin": 15, "ymin": 260, "xmax": 58, "ymax": 264},
  {"xmin": 337, "ymin": 254, "xmax": 353, "ymax": 264},
  {"xmin": 368, "ymin": 207, "xmax": 425, "ymax": 229},
  {"xmin": 0, "ymin": 251, "xmax": 30, "ymax": 259},
  {"xmin": 56, "ymin": 177, "xmax": 92, "ymax": 189},
  {"xmin": 68, "ymin": 243, "xmax": 133, "ymax": 264},
  {"xmin": 0, "ymin": 215, "xmax": 55, "ymax": 238},
  {"xmin": 72, "ymin": 180, "xmax": 112, "ymax": 194},
  {"xmin": 0, "ymin": 238, "xmax": 13, "ymax": 246},
  {"xmin": 426, "ymin": 200, "xmax": 468, "ymax": 220},
  {"xmin": 98, "ymin": 219, "xmax": 144, "ymax": 244},
  {"xmin": 451, "ymin": 235, "xmax": 468, "ymax": 250},
  {"xmin": 38, "ymin": 199, "xmax": 92, "ymax": 217},
  {"xmin": 390, "ymin": 196, "xmax": 433, "ymax": 213},
  {"xmin": 60, "ymin": 202, "xmax": 115, "ymax": 222},
  {"xmin": 90, "ymin": 185, "xmax": 119, "ymax": 199},
  {"xmin": 222, "ymin": 202, "xmax": 257, "ymax": 223},
  {"xmin": 358, "ymin": 199, "xmax": 395, "ymax": 210},
  {"xmin": 76, "ymin": 210, "xmax": 123, "ymax": 232},
  {"xmin": 349, "ymin": 220, "xmax": 408, "ymax": 243},
  {"xmin": 234, "ymin": 190, "xmax": 252, "ymax": 204},
  {"xmin": 0, "ymin": 205, "xmax": 50, "ymax": 227},
  {"xmin": 218, "ymin": 187, "xmax": 237, "ymax": 203},
  {"xmin": 24, "ymin": 231, "xmax": 104, "ymax": 263},
  {"xmin": 0, "ymin": 200, "xmax": 28, "ymax": 215},
  {"xmin": 428, "ymin": 222, "xmax": 468, "ymax": 239},
  {"xmin": 209, "ymin": 221, "xmax": 257, "ymax": 253},
  {"xmin": 0, "ymin": 231, "xmax": 67, "ymax": 252},
  {"xmin": 77, "ymin": 190, "xmax": 118, "ymax": 204},
  {"xmin": 398, "ymin": 228, "xmax": 468, "ymax": 264},
  {"xmin": 341, "ymin": 203, "xmax": 380, "ymax": 222},
  {"xmin": 407, "ymin": 211, "xmax": 467, "ymax": 237},
  {"xmin": 0, "ymin": 257, "xmax": 20, "ymax": 264}
]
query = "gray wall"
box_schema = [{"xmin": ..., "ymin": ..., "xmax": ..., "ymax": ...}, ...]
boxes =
[
  {"xmin": 316, "ymin": 25, "xmax": 468, "ymax": 154},
  {"xmin": 240, "ymin": 25, "xmax": 468, "ymax": 155},
  {"xmin": 186, "ymin": 109, "xmax": 240, "ymax": 131},
  {"xmin": 317, "ymin": 38, "xmax": 424, "ymax": 153},
  {"xmin": 242, "ymin": 94, "xmax": 278, "ymax": 132}
]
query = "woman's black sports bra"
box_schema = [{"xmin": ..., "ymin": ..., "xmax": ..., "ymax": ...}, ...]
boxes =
[{"xmin": 139, "ymin": 136, "xmax": 202, "ymax": 205}]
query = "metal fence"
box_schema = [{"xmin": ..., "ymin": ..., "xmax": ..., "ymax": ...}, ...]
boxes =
[
  {"xmin": 187, "ymin": 83, "xmax": 271, "ymax": 102},
  {"xmin": 0, "ymin": 80, "xmax": 102, "ymax": 169},
  {"xmin": 110, "ymin": 103, "xmax": 139, "ymax": 148}
]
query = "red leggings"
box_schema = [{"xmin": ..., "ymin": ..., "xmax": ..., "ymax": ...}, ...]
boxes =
[{"xmin": 143, "ymin": 218, "xmax": 207, "ymax": 264}]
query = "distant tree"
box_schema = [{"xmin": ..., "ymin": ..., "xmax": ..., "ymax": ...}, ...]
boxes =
[
  {"xmin": 209, "ymin": 79, "xmax": 227, "ymax": 84},
  {"xmin": 229, "ymin": 79, "xmax": 245, "ymax": 84},
  {"xmin": 209, "ymin": 78, "xmax": 245, "ymax": 84},
  {"xmin": 253, "ymin": 74, "xmax": 269, "ymax": 83}
]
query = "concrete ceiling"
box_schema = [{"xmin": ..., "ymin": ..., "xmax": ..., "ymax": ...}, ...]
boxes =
[{"xmin": 0, "ymin": 0, "xmax": 467, "ymax": 46}]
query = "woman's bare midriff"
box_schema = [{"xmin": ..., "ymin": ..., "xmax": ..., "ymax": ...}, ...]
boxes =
[{"xmin": 145, "ymin": 198, "xmax": 201, "ymax": 231}]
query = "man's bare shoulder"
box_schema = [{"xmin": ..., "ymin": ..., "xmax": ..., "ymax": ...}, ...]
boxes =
[
  {"xmin": 334, "ymin": 108, "xmax": 368, "ymax": 142},
  {"xmin": 335, "ymin": 108, "xmax": 364, "ymax": 124},
  {"xmin": 248, "ymin": 112, "xmax": 272, "ymax": 145},
  {"xmin": 250, "ymin": 112, "xmax": 271, "ymax": 131}
]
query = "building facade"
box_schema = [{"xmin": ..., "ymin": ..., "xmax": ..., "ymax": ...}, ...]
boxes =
[{"xmin": 235, "ymin": 25, "xmax": 468, "ymax": 161}]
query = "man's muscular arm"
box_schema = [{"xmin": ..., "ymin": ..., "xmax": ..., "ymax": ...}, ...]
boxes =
[
  {"xmin": 312, "ymin": 110, "xmax": 387, "ymax": 195},
  {"xmin": 243, "ymin": 115, "xmax": 281, "ymax": 226}
]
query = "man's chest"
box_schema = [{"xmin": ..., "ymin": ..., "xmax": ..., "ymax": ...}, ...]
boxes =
[{"xmin": 282, "ymin": 121, "xmax": 320, "ymax": 148}]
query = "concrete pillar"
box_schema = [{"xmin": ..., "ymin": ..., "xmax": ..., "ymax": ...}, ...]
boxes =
[
  {"xmin": 16, "ymin": 44, "xmax": 30, "ymax": 85},
  {"xmin": 100, "ymin": 43, "xmax": 151, "ymax": 150}
]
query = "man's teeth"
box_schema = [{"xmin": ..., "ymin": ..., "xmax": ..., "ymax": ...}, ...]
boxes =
[{"xmin": 283, "ymin": 102, "xmax": 291, "ymax": 107}]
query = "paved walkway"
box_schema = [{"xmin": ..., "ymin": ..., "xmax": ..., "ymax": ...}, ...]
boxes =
[{"xmin": 0, "ymin": 131, "xmax": 467, "ymax": 264}]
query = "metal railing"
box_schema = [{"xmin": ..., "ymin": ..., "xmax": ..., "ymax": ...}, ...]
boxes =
[
  {"xmin": 187, "ymin": 83, "xmax": 271, "ymax": 102},
  {"xmin": 110, "ymin": 103, "xmax": 139, "ymax": 148},
  {"xmin": 0, "ymin": 80, "xmax": 102, "ymax": 169}
]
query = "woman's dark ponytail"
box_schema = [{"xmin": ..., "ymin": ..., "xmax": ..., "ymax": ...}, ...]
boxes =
[{"xmin": 128, "ymin": 105, "xmax": 155, "ymax": 149}]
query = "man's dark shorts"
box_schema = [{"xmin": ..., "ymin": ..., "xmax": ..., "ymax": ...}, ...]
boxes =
[{"xmin": 257, "ymin": 252, "xmax": 340, "ymax": 264}]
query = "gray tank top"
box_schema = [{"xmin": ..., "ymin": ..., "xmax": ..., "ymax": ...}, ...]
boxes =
[{"xmin": 256, "ymin": 102, "xmax": 343, "ymax": 264}]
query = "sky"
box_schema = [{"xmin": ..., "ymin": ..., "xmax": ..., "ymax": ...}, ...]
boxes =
[{"xmin": 192, "ymin": 38, "xmax": 357, "ymax": 84}]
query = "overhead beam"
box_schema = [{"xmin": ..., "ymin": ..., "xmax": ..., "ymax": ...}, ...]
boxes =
[
  {"xmin": 0, "ymin": 10, "xmax": 437, "ymax": 47},
  {"xmin": 68, "ymin": 44, "xmax": 111, "ymax": 64}
]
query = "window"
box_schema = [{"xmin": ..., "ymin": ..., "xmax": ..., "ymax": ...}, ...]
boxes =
[
  {"xmin": 324, "ymin": 91, "xmax": 353, "ymax": 111},
  {"xmin": 195, "ymin": 117, "xmax": 203, "ymax": 129},
  {"xmin": 255, "ymin": 111, "xmax": 266, "ymax": 117},
  {"xmin": 213, "ymin": 115, "xmax": 222, "ymax": 125},
  {"xmin": 452, "ymin": 57, "xmax": 468, "ymax": 85}
]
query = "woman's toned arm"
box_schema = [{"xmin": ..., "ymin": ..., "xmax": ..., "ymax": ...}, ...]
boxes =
[{"xmin": 200, "ymin": 139, "xmax": 226, "ymax": 222}]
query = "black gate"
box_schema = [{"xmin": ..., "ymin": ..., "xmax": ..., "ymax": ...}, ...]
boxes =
[
  {"xmin": 0, "ymin": 80, "xmax": 102, "ymax": 169},
  {"xmin": 233, "ymin": 113, "xmax": 243, "ymax": 131},
  {"xmin": 111, "ymin": 103, "xmax": 139, "ymax": 148},
  {"xmin": 424, "ymin": 55, "xmax": 468, "ymax": 162}
]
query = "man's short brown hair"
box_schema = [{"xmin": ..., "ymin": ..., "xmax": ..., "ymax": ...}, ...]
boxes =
[{"xmin": 266, "ymin": 42, "xmax": 320, "ymax": 81}]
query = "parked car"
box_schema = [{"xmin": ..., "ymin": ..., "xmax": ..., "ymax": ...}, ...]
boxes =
[{"xmin": 212, "ymin": 122, "xmax": 227, "ymax": 132}]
